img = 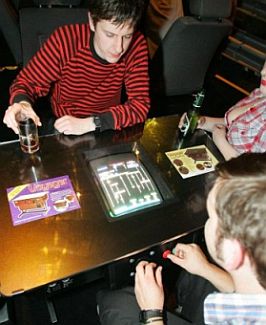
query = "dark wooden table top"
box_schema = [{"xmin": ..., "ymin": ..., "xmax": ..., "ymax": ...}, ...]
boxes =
[{"xmin": 0, "ymin": 115, "xmax": 222, "ymax": 296}]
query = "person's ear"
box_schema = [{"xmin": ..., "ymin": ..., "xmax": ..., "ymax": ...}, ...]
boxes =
[
  {"xmin": 88, "ymin": 12, "xmax": 95, "ymax": 32},
  {"xmin": 222, "ymin": 238, "xmax": 244, "ymax": 271}
]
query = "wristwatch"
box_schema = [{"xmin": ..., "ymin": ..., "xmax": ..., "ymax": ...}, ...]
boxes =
[
  {"xmin": 139, "ymin": 309, "xmax": 164, "ymax": 324},
  {"xmin": 93, "ymin": 116, "xmax": 101, "ymax": 132}
]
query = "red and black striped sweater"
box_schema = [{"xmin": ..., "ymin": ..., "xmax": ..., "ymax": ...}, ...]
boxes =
[{"xmin": 10, "ymin": 23, "xmax": 150, "ymax": 131}]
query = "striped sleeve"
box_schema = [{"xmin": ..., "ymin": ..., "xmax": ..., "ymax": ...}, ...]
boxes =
[
  {"xmin": 10, "ymin": 27, "xmax": 64, "ymax": 105},
  {"xmin": 9, "ymin": 26, "xmax": 150, "ymax": 131}
]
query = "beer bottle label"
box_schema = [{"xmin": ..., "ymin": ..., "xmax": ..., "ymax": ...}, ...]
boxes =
[
  {"xmin": 180, "ymin": 113, "xmax": 190, "ymax": 136},
  {"xmin": 179, "ymin": 89, "xmax": 205, "ymax": 138}
]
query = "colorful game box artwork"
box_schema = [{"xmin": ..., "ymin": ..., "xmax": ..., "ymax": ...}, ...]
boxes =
[
  {"xmin": 166, "ymin": 145, "xmax": 219, "ymax": 179},
  {"xmin": 7, "ymin": 175, "xmax": 80, "ymax": 226}
]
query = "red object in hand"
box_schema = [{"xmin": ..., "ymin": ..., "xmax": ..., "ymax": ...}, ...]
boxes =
[{"xmin": 162, "ymin": 250, "xmax": 171, "ymax": 259}]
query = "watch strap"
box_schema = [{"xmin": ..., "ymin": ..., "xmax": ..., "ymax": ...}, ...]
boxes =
[{"xmin": 139, "ymin": 309, "xmax": 164, "ymax": 324}]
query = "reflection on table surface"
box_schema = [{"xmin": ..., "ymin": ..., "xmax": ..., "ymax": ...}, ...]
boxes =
[{"xmin": 0, "ymin": 115, "xmax": 222, "ymax": 296}]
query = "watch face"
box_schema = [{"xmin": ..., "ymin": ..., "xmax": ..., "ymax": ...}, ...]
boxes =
[{"xmin": 94, "ymin": 116, "xmax": 101, "ymax": 129}]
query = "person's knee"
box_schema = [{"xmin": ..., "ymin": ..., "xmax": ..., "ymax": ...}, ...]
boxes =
[{"xmin": 97, "ymin": 287, "xmax": 139, "ymax": 325}]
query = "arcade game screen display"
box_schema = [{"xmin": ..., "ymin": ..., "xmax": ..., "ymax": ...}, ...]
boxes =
[{"xmin": 90, "ymin": 153, "xmax": 163, "ymax": 218}]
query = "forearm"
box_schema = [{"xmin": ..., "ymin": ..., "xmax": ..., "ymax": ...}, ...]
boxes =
[
  {"xmin": 111, "ymin": 98, "xmax": 150, "ymax": 130},
  {"xmin": 207, "ymin": 117, "xmax": 225, "ymax": 124},
  {"xmin": 215, "ymin": 137, "xmax": 239, "ymax": 160},
  {"xmin": 10, "ymin": 30, "xmax": 61, "ymax": 105},
  {"xmin": 10, "ymin": 79, "xmax": 36, "ymax": 105},
  {"xmin": 10, "ymin": 89, "xmax": 34, "ymax": 106},
  {"xmin": 199, "ymin": 262, "xmax": 234, "ymax": 293},
  {"xmin": 199, "ymin": 116, "xmax": 224, "ymax": 132},
  {"xmin": 10, "ymin": 67, "xmax": 54, "ymax": 106}
]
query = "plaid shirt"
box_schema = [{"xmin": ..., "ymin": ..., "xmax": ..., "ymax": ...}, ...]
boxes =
[
  {"xmin": 204, "ymin": 292, "xmax": 266, "ymax": 324},
  {"xmin": 225, "ymin": 88, "xmax": 266, "ymax": 154}
]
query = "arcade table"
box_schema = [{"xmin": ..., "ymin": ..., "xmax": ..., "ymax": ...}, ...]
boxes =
[{"xmin": 0, "ymin": 115, "xmax": 223, "ymax": 298}]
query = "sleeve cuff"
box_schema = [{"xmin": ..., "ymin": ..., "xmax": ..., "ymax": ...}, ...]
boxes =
[
  {"xmin": 12, "ymin": 95, "xmax": 33, "ymax": 106},
  {"xmin": 99, "ymin": 111, "xmax": 115, "ymax": 132}
]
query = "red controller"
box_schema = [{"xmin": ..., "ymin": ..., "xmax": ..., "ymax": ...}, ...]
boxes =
[{"xmin": 162, "ymin": 250, "xmax": 171, "ymax": 259}]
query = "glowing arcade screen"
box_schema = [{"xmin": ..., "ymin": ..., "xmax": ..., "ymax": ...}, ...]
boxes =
[{"xmin": 90, "ymin": 153, "xmax": 162, "ymax": 218}]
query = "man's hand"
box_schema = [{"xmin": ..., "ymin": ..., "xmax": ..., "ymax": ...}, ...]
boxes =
[
  {"xmin": 54, "ymin": 116, "xmax": 96, "ymax": 135},
  {"xmin": 178, "ymin": 112, "xmax": 187, "ymax": 129},
  {"xmin": 178, "ymin": 113, "xmax": 212, "ymax": 132},
  {"xmin": 4, "ymin": 101, "xmax": 41, "ymax": 134},
  {"xmin": 168, "ymin": 243, "xmax": 235, "ymax": 293},
  {"xmin": 178, "ymin": 113, "xmax": 225, "ymax": 133},
  {"xmin": 167, "ymin": 243, "xmax": 210, "ymax": 277},
  {"xmin": 134, "ymin": 261, "xmax": 164, "ymax": 310}
]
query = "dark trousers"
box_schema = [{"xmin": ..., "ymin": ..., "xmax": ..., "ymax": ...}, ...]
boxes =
[
  {"xmin": 97, "ymin": 272, "xmax": 217, "ymax": 325},
  {"xmin": 97, "ymin": 287, "xmax": 191, "ymax": 325}
]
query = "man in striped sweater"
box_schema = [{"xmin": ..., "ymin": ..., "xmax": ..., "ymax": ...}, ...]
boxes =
[{"xmin": 4, "ymin": 0, "xmax": 150, "ymax": 135}]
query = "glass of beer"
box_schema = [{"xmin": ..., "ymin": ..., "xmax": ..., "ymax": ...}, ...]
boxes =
[{"xmin": 16, "ymin": 113, "xmax": 39, "ymax": 154}]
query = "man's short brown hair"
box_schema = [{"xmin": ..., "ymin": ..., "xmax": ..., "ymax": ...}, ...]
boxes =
[
  {"xmin": 89, "ymin": 0, "xmax": 145, "ymax": 27},
  {"xmin": 215, "ymin": 153, "xmax": 266, "ymax": 288}
]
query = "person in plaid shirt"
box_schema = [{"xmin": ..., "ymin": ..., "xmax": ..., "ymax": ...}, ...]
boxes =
[{"xmin": 196, "ymin": 60, "xmax": 266, "ymax": 160}]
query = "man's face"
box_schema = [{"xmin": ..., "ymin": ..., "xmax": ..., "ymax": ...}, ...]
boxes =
[
  {"xmin": 204, "ymin": 180, "xmax": 224, "ymax": 266},
  {"xmin": 89, "ymin": 16, "xmax": 134, "ymax": 63}
]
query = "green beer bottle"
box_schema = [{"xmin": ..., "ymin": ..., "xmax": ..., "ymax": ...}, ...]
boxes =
[{"xmin": 179, "ymin": 89, "xmax": 205, "ymax": 137}]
